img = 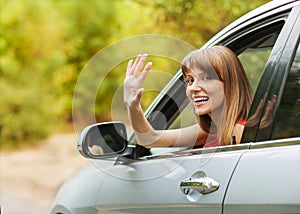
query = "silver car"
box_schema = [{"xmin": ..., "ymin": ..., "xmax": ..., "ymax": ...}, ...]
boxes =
[{"xmin": 51, "ymin": 0, "xmax": 300, "ymax": 213}]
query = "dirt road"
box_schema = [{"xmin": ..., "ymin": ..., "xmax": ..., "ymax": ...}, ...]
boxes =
[{"xmin": 0, "ymin": 133, "xmax": 89, "ymax": 214}]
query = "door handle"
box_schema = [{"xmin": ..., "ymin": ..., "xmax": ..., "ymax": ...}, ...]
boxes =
[{"xmin": 180, "ymin": 177, "xmax": 220, "ymax": 195}]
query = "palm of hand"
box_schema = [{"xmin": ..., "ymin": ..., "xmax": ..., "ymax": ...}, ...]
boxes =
[{"xmin": 124, "ymin": 54, "xmax": 152, "ymax": 108}]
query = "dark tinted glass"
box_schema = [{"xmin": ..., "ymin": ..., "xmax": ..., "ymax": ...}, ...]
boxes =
[
  {"xmin": 85, "ymin": 122, "xmax": 127, "ymax": 156},
  {"xmin": 272, "ymin": 44, "xmax": 300, "ymax": 139}
]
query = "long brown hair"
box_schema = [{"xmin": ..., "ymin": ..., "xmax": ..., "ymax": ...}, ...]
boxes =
[{"xmin": 181, "ymin": 46, "xmax": 253, "ymax": 146}]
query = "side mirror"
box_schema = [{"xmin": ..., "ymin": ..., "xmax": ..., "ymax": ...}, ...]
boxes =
[{"xmin": 77, "ymin": 122, "xmax": 128, "ymax": 159}]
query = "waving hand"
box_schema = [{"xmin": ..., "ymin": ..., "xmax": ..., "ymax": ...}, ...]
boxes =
[{"xmin": 124, "ymin": 54, "xmax": 153, "ymax": 108}]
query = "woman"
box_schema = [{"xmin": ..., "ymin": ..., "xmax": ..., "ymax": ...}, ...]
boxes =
[{"xmin": 124, "ymin": 46, "xmax": 253, "ymax": 148}]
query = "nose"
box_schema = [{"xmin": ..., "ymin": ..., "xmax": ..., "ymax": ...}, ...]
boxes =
[{"xmin": 189, "ymin": 79, "xmax": 204, "ymax": 91}]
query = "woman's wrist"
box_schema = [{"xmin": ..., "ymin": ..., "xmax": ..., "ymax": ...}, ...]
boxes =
[{"xmin": 127, "ymin": 102, "xmax": 143, "ymax": 112}]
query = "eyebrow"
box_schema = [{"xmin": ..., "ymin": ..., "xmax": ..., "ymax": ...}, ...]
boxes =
[{"xmin": 185, "ymin": 70, "xmax": 208, "ymax": 77}]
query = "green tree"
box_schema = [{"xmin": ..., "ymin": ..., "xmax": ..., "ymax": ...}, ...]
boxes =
[
  {"xmin": 134, "ymin": 0, "xmax": 269, "ymax": 47},
  {"xmin": 0, "ymin": 0, "xmax": 121, "ymax": 147},
  {"xmin": 0, "ymin": 0, "xmax": 269, "ymax": 148},
  {"xmin": 0, "ymin": 0, "xmax": 68, "ymax": 147}
]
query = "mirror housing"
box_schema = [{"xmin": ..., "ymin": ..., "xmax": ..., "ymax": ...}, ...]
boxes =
[{"xmin": 77, "ymin": 122, "xmax": 129, "ymax": 159}]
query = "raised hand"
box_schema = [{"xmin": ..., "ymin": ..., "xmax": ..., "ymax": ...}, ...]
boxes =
[
  {"xmin": 259, "ymin": 94, "xmax": 277, "ymax": 129},
  {"xmin": 124, "ymin": 54, "xmax": 153, "ymax": 108},
  {"xmin": 247, "ymin": 94, "xmax": 277, "ymax": 129},
  {"xmin": 247, "ymin": 94, "xmax": 267, "ymax": 128}
]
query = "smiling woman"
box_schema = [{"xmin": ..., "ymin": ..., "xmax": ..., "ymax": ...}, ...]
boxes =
[{"xmin": 123, "ymin": 46, "xmax": 253, "ymax": 148}]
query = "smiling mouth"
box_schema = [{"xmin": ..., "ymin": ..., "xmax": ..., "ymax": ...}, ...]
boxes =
[{"xmin": 194, "ymin": 97, "xmax": 209, "ymax": 104}]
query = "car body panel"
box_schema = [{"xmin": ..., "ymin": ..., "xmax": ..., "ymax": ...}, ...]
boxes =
[
  {"xmin": 224, "ymin": 138, "xmax": 300, "ymax": 213},
  {"xmin": 94, "ymin": 149, "xmax": 246, "ymax": 213},
  {"xmin": 51, "ymin": 161, "xmax": 115, "ymax": 214}
]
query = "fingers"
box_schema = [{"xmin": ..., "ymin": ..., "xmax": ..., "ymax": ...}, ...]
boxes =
[
  {"xmin": 253, "ymin": 98, "xmax": 264, "ymax": 117},
  {"xmin": 266, "ymin": 95, "xmax": 277, "ymax": 110},
  {"xmin": 126, "ymin": 59, "xmax": 133, "ymax": 77},
  {"xmin": 134, "ymin": 54, "xmax": 148, "ymax": 75},
  {"xmin": 126, "ymin": 54, "xmax": 150, "ymax": 76},
  {"xmin": 124, "ymin": 55, "xmax": 152, "ymax": 108},
  {"xmin": 260, "ymin": 94, "xmax": 277, "ymax": 129},
  {"xmin": 264, "ymin": 95, "xmax": 277, "ymax": 117},
  {"xmin": 254, "ymin": 93, "xmax": 275, "ymax": 117},
  {"xmin": 247, "ymin": 94, "xmax": 277, "ymax": 128},
  {"xmin": 144, "ymin": 61, "xmax": 153, "ymax": 72},
  {"xmin": 130, "ymin": 54, "xmax": 142, "ymax": 75},
  {"xmin": 271, "ymin": 94, "xmax": 277, "ymax": 103},
  {"xmin": 140, "ymin": 62, "xmax": 152, "ymax": 79},
  {"xmin": 133, "ymin": 62, "xmax": 152, "ymax": 90}
]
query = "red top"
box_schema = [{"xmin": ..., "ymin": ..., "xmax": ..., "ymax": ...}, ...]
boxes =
[
  {"xmin": 235, "ymin": 119, "xmax": 246, "ymax": 126},
  {"xmin": 203, "ymin": 137, "xmax": 219, "ymax": 148},
  {"xmin": 203, "ymin": 120, "xmax": 246, "ymax": 148}
]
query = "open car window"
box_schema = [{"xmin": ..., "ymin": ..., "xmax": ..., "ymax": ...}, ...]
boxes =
[{"xmin": 150, "ymin": 16, "xmax": 286, "ymax": 155}]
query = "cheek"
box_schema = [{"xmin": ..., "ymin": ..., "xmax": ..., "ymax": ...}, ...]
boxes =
[
  {"xmin": 215, "ymin": 85, "xmax": 225, "ymax": 97},
  {"xmin": 216, "ymin": 88, "xmax": 225, "ymax": 106},
  {"xmin": 205, "ymin": 81, "xmax": 222, "ymax": 93},
  {"xmin": 207, "ymin": 82, "xmax": 225, "ymax": 101},
  {"xmin": 185, "ymin": 87, "xmax": 192, "ymax": 98}
]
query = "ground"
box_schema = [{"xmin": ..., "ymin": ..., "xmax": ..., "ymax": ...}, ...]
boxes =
[{"xmin": 0, "ymin": 133, "xmax": 89, "ymax": 214}]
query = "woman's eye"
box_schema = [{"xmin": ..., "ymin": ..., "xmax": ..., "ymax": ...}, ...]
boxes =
[
  {"xmin": 202, "ymin": 76, "xmax": 211, "ymax": 81},
  {"xmin": 185, "ymin": 78, "xmax": 194, "ymax": 85}
]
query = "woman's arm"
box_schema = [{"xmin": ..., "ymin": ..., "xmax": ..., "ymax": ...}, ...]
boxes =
[
  {"xmin": 129, "ymin": 103, "xmax": 205, "ymax": 148},
  {"xmin": 130, "ymin": 109, "xmax": 204, "ymax": 148}
]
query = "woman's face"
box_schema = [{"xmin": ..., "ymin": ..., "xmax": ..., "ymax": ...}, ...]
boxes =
[{"xmin": 185, "ymin": 68, "xmax": 225, "ymax": 117}]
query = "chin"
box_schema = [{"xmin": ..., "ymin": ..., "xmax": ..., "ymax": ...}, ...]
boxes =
[{"xmin": 194, "ymin": 109, "xmax": 210, "ymax": 116}]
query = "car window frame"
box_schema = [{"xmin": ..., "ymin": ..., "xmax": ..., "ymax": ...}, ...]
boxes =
[{"xmin": 243, "ymin": 4, "xmax": 300, "ymax": 143}]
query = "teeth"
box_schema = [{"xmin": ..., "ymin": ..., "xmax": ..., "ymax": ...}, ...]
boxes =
[{"xmin": 194, "ymin": 97, "xmax": 208, "ymax": 102}]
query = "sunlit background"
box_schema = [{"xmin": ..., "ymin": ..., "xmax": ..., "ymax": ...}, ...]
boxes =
[{"xmin": 0, "ymin": 0, "xmax": 268, "ymax": 213}]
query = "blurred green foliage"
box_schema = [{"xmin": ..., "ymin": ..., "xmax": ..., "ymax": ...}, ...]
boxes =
[{"xmin": 0, "ymin": 0, "xmax": 268, "ymax": 148}]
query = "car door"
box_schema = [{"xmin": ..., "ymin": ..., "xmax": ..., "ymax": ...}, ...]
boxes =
[
  {"xmin": 94, "ymin": 147, "xmax": 246, "ymax": 213},
  {"xmin": 224, "ymin": 4, "xmax": 300, "ymax": 214},
  {"xmin": 93, "ymin": 2, "xmax": 299, "ymax": 214}
]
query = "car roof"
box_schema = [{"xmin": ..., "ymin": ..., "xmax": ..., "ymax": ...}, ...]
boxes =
[{"xmin": 204, "ymin": 0, "xmax": 300, "ymax": 48}]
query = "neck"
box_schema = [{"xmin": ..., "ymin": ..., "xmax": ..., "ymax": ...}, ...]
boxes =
[{"xmin": 208, "ymin": 109, "xmax": 225, "ymax": 130}]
